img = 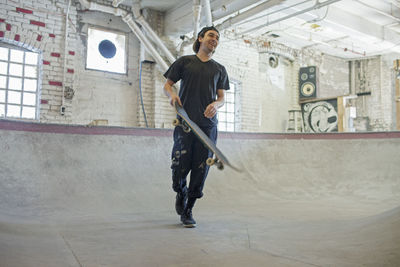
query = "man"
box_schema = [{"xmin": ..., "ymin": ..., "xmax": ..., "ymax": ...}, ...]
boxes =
[{"xmin": 163, "ymin": 26, "xmax": 230, "ymax": 228}]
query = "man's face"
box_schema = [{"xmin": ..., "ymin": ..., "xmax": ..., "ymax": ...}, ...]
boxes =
[{"xmin": 199, "ymin": 30, "xmax": 220, "ymax": 53}]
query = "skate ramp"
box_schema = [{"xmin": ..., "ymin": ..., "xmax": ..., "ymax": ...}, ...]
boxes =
[{"xmin": 0, "ymin": 121, "xmax": 400, "ymax": 266}]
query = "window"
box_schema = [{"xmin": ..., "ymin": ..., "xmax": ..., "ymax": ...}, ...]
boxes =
[
  {"xmin": 218, "ymin": 81, "xmax": 238, "ymax": 132},
  {"xmin": 86, "ymin": 27, "xmax": 127, "ymax": 74},
  {"xmin": 0, "ymin": 45, "xmax": 39, "ymax": 120}
]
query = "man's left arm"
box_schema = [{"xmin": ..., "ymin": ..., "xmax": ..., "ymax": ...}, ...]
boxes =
[{"xmin": 204, "ymin": 89, "xmax": 225, "ymax": 119}]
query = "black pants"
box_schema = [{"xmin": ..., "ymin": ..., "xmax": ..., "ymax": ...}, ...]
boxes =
[{"xmin": 171, "ymin": 123, "xmax": 217, "ymax": 199}]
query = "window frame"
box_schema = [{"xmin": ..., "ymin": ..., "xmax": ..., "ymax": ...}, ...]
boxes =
[
  {"xmin": 85, "ymin": 26, "xmax": 128, "ymax": 75},
  {"xmin": 218, "ymin": 80, "xmax": 240, "ymax": 132},
  {"xmin": 0, "ymin": 41, "xmax": 41, "ymax": 121}
]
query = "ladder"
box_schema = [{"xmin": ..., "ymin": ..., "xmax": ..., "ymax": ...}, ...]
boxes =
[{"xmin": 287, "ymin": 109, "xmax": 304, "ymax": 133}]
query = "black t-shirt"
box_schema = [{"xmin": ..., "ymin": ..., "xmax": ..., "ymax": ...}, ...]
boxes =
[{"xmin": 164, "ymin": 55, "xmax": 230, "ymax": 127}]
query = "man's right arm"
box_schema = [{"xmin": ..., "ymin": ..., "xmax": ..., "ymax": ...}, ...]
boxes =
[{"xmin": 163, "ymin": 79, "xmax": 182, "ymax": 107}]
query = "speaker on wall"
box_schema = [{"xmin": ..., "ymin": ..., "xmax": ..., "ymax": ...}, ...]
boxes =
[{"xmin": 299, "ymin": 66, "xmax": 318, "ymax": 100}]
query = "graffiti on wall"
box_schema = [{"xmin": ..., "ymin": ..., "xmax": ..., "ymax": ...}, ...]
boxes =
[{"xmin": 302, "ymin": 100, "xmax": 338, "ymax": 133}]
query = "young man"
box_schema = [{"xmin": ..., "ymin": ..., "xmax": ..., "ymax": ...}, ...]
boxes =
[{"xmin": 163, "ymin": 26, "xmax": 230, "ymax": 228}]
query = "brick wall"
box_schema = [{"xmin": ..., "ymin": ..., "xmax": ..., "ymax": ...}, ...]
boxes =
[
  {"xmin": 1, "ymin": 0, "xmax": 140, "ymax": 127},
  {"xmin": 352, "ymin": 56, "xmax": 395, "ymax": 131},
  {"xmin": 138, "ymin": 9, "xmax": 176, "ymax": 129},
  {"xmin": 1, "ymin": 0, "xmax": 78, "ymax": 123},
  {"xmin": 137, "ymin": 61, "xmax": 155, "ymax": 128},
  {"xmin": 71, "ymin": 7, "xmax": 140, "ymax": 127}
]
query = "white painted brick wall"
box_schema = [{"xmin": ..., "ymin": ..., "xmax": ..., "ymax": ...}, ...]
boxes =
[
  {"xmin": 138, "ymin": 9, "xmax": 174, "ymax": 128},
  {"xmin": 379, "ymin": 56, "xmax": 394, "ymax": 130},
  {"xmin": 1, "ymin": 0, "xmax": 78, "ymax": 124},
  {"xmin": 137, "ymin": 62, "xmax": 155, "ymax": 128},
  {"xmin": 353, "ymin": 56, "xmax": 394, "ymax": 131},
  {"xmin": 211, "ymin": 38, "xmax": 261, "ymax": 132},
  {"xmin": 154, "ymin": 67, "xmax": 175, "ymax": 129},
  {"xmin": 1, "ymin": 0, "xmax": 141, "ymax": 126}
]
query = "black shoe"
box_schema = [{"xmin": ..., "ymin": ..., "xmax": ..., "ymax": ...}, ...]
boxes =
[
  {"xmin": 175, "ymin": 191, "xmax": 187, "ymax": 215},
  {"xmin": 180, "ymin": 208, "xmax": 196, "ymax": 228}
]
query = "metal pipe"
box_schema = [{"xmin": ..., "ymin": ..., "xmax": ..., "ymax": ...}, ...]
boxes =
[
  {"xmin": 78, "ymin": 0, "xmax": 90, "ymax": 8},
  {"xmin": 289, "ymin": 30, "xmax": 366, "ymax": 57},
  {"xmin": 112, "ymin": 0, "xmax": 125, "ymax": 7},
  {"xmin": 122, "ymin": 13, "xmax": 169, "ymax": 71},
  {"xmin": 78, "ymin": 0, "xmax": 169, "ymax": 71},
  {"xmin": 131, "ymin": 0, "xmax": 141, "ymax": 18},
  {"xmin": 216, "ymin": 0, "xmax": 287, "ymax": 31},
  {"xmin": 61, "ymin": 0, "xmax": 71, "ymax": 115},
  {"xmin": 235, "ymin": 0, "xmax": 309, "ymax": 27},
  {"xmin": 85, "ymin": 1, "xmax": 126, "ymax": 16},
  {"xmin": 240, "ymin": 0, "xmax": 343, "ymax": 35},
  {"xmin": 301, "ymin": 35, "xmax": 348, "ymax": 49},
  {"xmin": 193, "ymin": 0, "xmax": 202, "ymax": 39},
  {"xmin": 349, "ymin": 61, "xmax": 355, "ymax": 95},
  {"xmin": 202, "ymin": 0, "xmax": 213, "ymax": 26},
  {"xmin": 136, "ymin": 16, "xmax": 176, "ymax": 64},
  {"xmin": 132, "ymin": 3, "xmax": 176, "ymax": 64},
  {"xmin": 390, "ymin": 0, "xmax": 400, "ymax": 10}
]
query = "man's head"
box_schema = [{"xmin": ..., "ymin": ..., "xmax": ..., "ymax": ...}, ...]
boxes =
[{"xmin": 192, "ymin": 26, "xmax": 220, "ymax": 54}]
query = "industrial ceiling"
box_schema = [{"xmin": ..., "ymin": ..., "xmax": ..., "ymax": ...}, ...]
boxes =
[{"xmin": 100, "ymin": 0, "xmax": 400, "ymax": 59}]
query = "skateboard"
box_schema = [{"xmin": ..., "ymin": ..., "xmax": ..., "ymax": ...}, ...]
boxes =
[{"xmin": 173, "ymin": 102, "xmax": 241, "ymax": 172}]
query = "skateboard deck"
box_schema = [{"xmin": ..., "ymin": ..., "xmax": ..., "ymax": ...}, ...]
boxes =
[{"xmin": 173, "ymin": 102, "xmax": 241, "ymax": 172}]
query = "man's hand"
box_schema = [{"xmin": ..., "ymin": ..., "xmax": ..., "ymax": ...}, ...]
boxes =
[
  {"xmin": 169, "ymin": 93, "xmax": 182, "ymax": 107},
  {"xmin": 204, "ymin": 102, "xmax": 219, "ymax": 118},
  {"xmin": 164, "ymin": 79, "xmax": 182, "ymax": 107},
  {"xmin": 204, "ymin": 89, "xmax": 225, "ymax": 118}
]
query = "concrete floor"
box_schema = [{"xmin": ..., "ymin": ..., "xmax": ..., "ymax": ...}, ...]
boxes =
[{"xmin": 0, "ymin": 121, "xmax": 400, "ymax": 267}]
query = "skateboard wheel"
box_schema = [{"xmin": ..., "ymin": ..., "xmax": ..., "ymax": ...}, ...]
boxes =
[
  {"xmin": 216, "ymin": 162, "xmax": 224, "ymax": 170},
  {"xmin": 206, "ymin": 158, "xmax": 215, "ymax": 166},
  {"xmin": 182, "ymin": 121, "xmax": 191, "ymax": 133},
  {"xmin": 172, "ymin": 119, "xmax": 180, "ymax": 127}
]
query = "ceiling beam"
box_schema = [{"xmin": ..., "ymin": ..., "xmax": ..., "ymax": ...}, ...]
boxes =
[
  {"xmin": 323, "ymin": 5, "xmax": 400, "ymax": 45},
  {"xmin": 216, "ymin": 0, "xmax": 286, "ymax": 31},
  {"xmin": 256, "ymin": 3, "xmax": 400, "ymax": 54},
  {"xmin": 355, "ymin": 0, "xmax": 400, "ymax": 23},
  {"xmin": 239, "ymin": 0, "xmax": 343, "ymax": 35},
  {"xmin": 163, "ymin": 0, "xmax": 263, "ymax": 36}
]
